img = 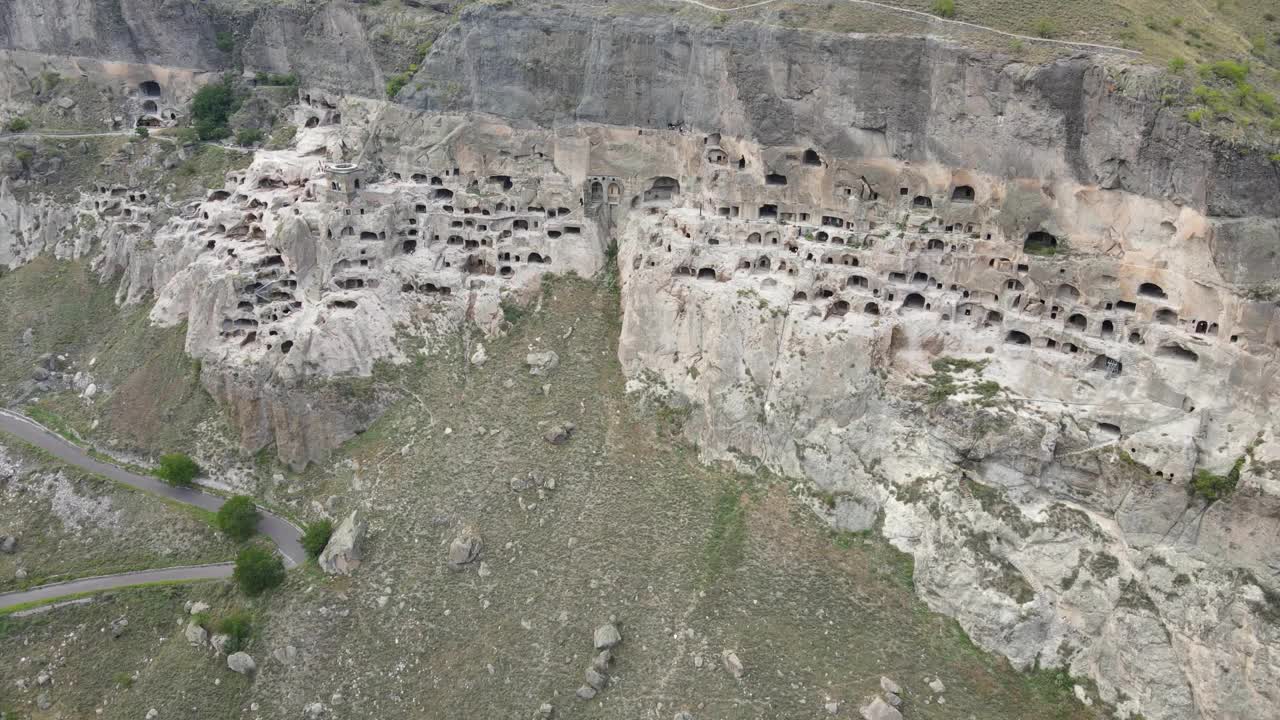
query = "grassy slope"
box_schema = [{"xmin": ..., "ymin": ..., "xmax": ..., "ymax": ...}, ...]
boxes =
[
  {"xmin": 0, "ymin": 256, "xmax": 222, "ymax": 455},
  {"xmin": 0, "ymin": 439, "xmax": 236, "ymax": 592},
  {"xmin": 0, "ymin": 583, "xmax": 255, "ymax": 720},
  {"xmin": 225, "ymin": 275, "xmax": 1101, "ymax": 720}
]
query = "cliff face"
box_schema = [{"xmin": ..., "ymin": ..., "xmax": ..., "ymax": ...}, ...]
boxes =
[
  {"xmin": 2, "ymin": 3, "xmax": 1278, "ymax": 718},
  {"xmin": 412, "ymin": 7, "xmax": 1278, "ymax": 226}
]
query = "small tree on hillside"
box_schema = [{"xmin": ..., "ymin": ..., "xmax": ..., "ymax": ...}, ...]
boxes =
[
  {"xmin": 216, "ymin": 495, "xmax": 260, "ymax": 541},
  {"xmin": 301, "ymin": 519, "xmax": 334, "ymax": 561},
  {"xmin": 233, "ymin": 546, "xmax": 285, "ymax": 596},
  {"xmin": 156, "ymin": 453, "xmax": 199, "ymax": 486}
]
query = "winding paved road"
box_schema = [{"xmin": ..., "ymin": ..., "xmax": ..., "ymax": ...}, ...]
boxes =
[{"xmin": 0, "ymin": 410, "xmax": 305, "ymax": 610}]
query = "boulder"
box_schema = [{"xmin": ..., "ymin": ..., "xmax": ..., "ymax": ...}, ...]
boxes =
[
  {"xmin": 319, "ymin": 510, "xmax": 367, "ymax": 576},
  {"xmin": 860, "ymin": 697, "xmax": 902, "ymax": 720},
  {"xmin": 303, "ymin": 702, "xmax": 327, "ymax": 719},
  {"xmin": 575, "ymin": 685, "xmax": 597, "ymax": 701},
  {"xmin": 929, "ymin": 678, "xmax": 946, "ymax": 693},
  {"xmin": 470, "ymin": 343, "xmax": 488, "ymax": 366},
  {"xmin": 879, "ymin": 676, "xmax": 901, "ymax": 695},
  {"xmin": 0, "ymin": 535, "xmax": 16, "ymax": 554},
  {"xmin": 592, "ymin": 650, "xmax": 612, "ymax": 672},
  {"xmin": 722, "ymin": 650, "xmax": 744, "ymax": 678},
  {"xmin": 543, "ymin": 422, "xmax": 576, "ymax": 446},
  {"xmin": 538, "ymin": 703, "xmax": 554, "ymax": 718},
  {"xmin": 593, "ymin": 623, "xmax": 622, "ymax": 650},
  {"xmin": 109, "ymin": 616, "xmax": 128, "ymax": 638},
  {"xmin": 447, "ymin": 530, "xmax": 482, "ymax": 570},
  {"xmin": 526, "ymin": 350, "xmax": 559, "ymax": 376},
  {"xmin": 184, "ymin": 621, "xmax": 208, "ymax": 647},
  {"xmin": 210, "ymin": 633, "xmax": 230, "ymax": 655},
  {"xmin": 189, "ymin": 601, "xmax": 210, "ymax": 616},
  {"xmin": 584, "ymin": 668, "xmax": 607, "ymax": 690},
  {"xmin": 227, "ymin": 652, "xmax": 256, "ymax": 675}
]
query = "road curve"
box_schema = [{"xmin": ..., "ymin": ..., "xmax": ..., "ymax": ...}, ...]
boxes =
[
  {"xmin": 0, "ymin": 563, "xmax": 233, "ymax": 610},
  {"xmin": 0, "ymin": 410, "xmax": 306, "ymax": 570}
]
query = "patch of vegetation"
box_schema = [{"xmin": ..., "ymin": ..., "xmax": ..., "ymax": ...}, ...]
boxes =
[
  {"xmin": 1033, "ymin": 18, "xmax": 1057, "ymax": 38},
  {"xmin": 254, "ymin": 71, "xmax": 299, "ymax": 87},
  {"xmin": 190, "ymin": 79, "xmax": 241, "ymax": 141},
  {"xmin": 301, "ymin": 519, "xmax": 334, "ymax": 560},
  {"xmin": 6, "ymin": 116, "xmax": 30, "ymax": 132},
  {"xmin": 386, "ymin": 69, "xmax": 414, "ymax": 99},
  {"xmin": 701, "ymin": 484, "xmax": 748, "ymax": 590},
  {"xmin": 217, "ymin": 611, "xmax": 253, "ymax": 653},
  {"xmin": 155, "ymin": 452, "xmax": 200, "ymax": 487},
  {"xmin": 233, "ymin": 545, "xmax": 285, "ymax": 596},
  {"xmin": 931, "ymin": 0, "xmax": 956, "ymax": 19},
  {"xmin": 215, "ymin": 31, "xmax": 235, "ymax": 53},
  {"xmin": 266, "ymin": 124, "xmax": 297, "ymax": 150},
  {"xmin": 1191, "ymin": 455, "xmax": 1246, "ymax": 501},
  {"xmin": 235, "ymin": 128, "xmax": 264, "ymax": 146},
  {"xmin": 215, "ymin": 495, "xmax": 261, "ymax": 541}
]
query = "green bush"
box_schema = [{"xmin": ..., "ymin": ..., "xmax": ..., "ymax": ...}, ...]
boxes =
[
  {"xmin": 6, "ymin": 117, "xmax": 30, "ymax": 132},
  {"xmin": 233, "ymin": 546, "xmax": 285, "ymax": 596},
  {"xmin": 215, "ymin": 31, "xmax": 234, "ymax": 53},
  {"xmin": 386, "ymin": 72, "xmax": 412, "ymax": 99},
  {"xmin": 1168, "ymin": 57, "xmax": 1187, "ymax": 73},
  {"xmin": 301, "ymin": 519, "xmax": 334, "ymax": 560},
  {"xmin": 216, "ymin": 495, "xmax": 261, "ymax": 542},
  {"xmin": 1201, "ymin": 59, "xmax": 1249, "ymax": 84},
  {"xmin": 235, "ymin": 128, "xmax": 264, "ymax": 146},
  {"xmin": 1186, "ymin": 108, "xmax": 1206, "ymax": 124},
  {"xmin": 217, "ymin": 611, "xmax": 252, "ymax": 653},
  {"xmin": 191, "ymin": 80, "xmax": 240, "ymax": 141},
  {"xmin": 1191, "ymin": 457, "xmax": 1245, "ymax": 501},
  {"xmin": 176, "ymin": 127, "xmax": 200, "ymax": 145},
  {"xmin": 156, "ymin": 453, "xmax": 199, "ymax": 486},
  {"xmin": 135, "ymin": 126, "xmax": 149, "ymax": 138},
  {"xmin": 1033, "ymin": 18, "xmax": 1057, "ymax": 38},
  {"xmin": 931, "ymin": 0, "xmax": 956, "ymax": 19}
]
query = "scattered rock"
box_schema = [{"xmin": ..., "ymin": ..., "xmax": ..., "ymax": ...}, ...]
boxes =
[
  {"xmin": 35, "ymin": 670, "xmax": 51, "ymax": 686},
  {"xmin": 721, "ymin": 650, "xmax": 745, "ymax": 678},
  {"xmin": 929, "ymin": 678, "xmax": 946, "ymax": 694},
  {"xmin": 880, "ymin": 676, "xmax": 901, "ymax": 695},
  {"xmin": 319, "ymin": 510, "xmax": 367, "ymax": 576},
  {"xmin": 110, "ymin": 616, "xmax": 129, "ymax": 638},
  {"xmin": 593, "ymin": 622, "xmax": 622, "ymax": 650},
  {"xmin": 36, "ymin": 692, "xmax": 51, "ymax": 711},
  {"xmin": 575, "ymin": 685, "xmax": 597, "ymax": 701},
  {"xmin": 189, "ymin": 601, "xmax": 210, "ymax": 616},
  {"xmin": 538, "ymin": 702, "xmax": 554, "ymax": 718},
  {"xmin": 0, "ymin": 535, "xmax": 16, "ymax": 554},
  {"xmin": 31, "ymin": 366, "xmax": 49, "ymax": 382},
  {"xmin": 860, "ymin": 697, "xmax": 902, "ymax": 720},
  {"xmin": 14, "ymin": 567, "xmax": 26, "ymax": 580},
  {"xmin": 302, "ymin": 702, "xmax": 327, "ymax": 719},
  {"xmin": 273, "ymin": 645, "xmax": 299, "ymax": 666},
  {"xmin": 509, "ymin": 475, "xmax": 534, "ymax": 492},
  {"xmin": 544, "ymin": 422, "xmax": 575, "ymax": 445},
  {"xmin": 526, "ymin": 350, "xmax": 559, "ymax": 376},
  {"xmin": 83, "ymin": 383, "xmax": 97, "ymax": 399},
  {"xmin": 591, "ymin": 650, "xmax": 612, "ymax": 672},
  {"xmin": 227, "ymin": 652, "xmax": 256, "ymax": 675},
  {"xmin": 146, "ymin": 709, "xmax": 159, "ymax": 720},
  {"xmin": 884, "ymin": 692, "xmax": 901, "ymax": 707},
  {"xmin": 470, "ymin": 343, "xmax": 488, "ymax": 366},
  {"xmin": 584, "ymin": 668, "xmax": 608, "ymax": 690},
  {"xmin": 674, "ymin": 713, "xmax": 694, "ymax": 720},
  {"xmin": 447, "ymin": 530, "xmax": 482, "ymax": 570},
  {"xmin": 825, "ymin": 701, "xmax": 840, "ymax": 715},
  {"xmin": 56, "ymin": 96, "xmax": 76, "ymax": 110},
  {"xmin": 210, "ymin": 633, "xmax": 230, "ymax": 655},
  {"xmin": 184, "ymin": 621, "xmax": 208, "ymax": 647},
  {"xmin": 477, "ymin": 561, "xmax": 492, "ymax": 578}
]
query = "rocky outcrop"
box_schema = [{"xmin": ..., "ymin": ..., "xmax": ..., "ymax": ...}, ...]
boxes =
[{"xmin": 318, "ymin": 510, "xmax": 366, "ymax": 576}]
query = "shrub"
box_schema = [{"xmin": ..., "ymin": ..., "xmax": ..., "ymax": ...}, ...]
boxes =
[
  {"xmin": 6, "ymin": 117, "xmax": 30, "ymax": 132},
  {"xmin": 1033, "ymin": 18, "xmax": 1057, "ymax": 38},
  {"xmin": 301, "ymin": 519, "xmax": 334, "ymax": 560},
  {"xmin": 135, "ymin": 126, "xmax": 149, "ymax": 138},
  {"xmin": 215, "ymin": 31, "xmax": 234, "ymax": 53},
  {"xmin": 233, "ymin": 546, "xmax": 285, "ymax": 596},
  {"xmin": 386, "ymin": 72, "xmax": 412, "ymax": 99},
  {"xmin": 254, "ymin": 71, "xmax": 299, "ymax": 87},
  {"xmin": 156, "ymin": 453, "xmax": 199, "ymax": 486},
  {"xmin": 1191, "ymin": 457, "xmax": 1245, "ymax": 501},
  {"xmin": 191, "ymin": 80, "xmax": 240, "ymax": 141},
  {"xmin": 216, "ymin": 495, "xmax": 261, "ymax": 542},
  {"xmin": 235, "ymin": 128, "xmax": 264, "ymax": 146},
  {"xmin": 217, "ymin": 611, "xmax": 252, "ymax": 653},
  {"xmin": 931, "ymin": 0, "xmax": 956, "ymax": 19},
  {"xmin": 1168, "ymin": 57, "xmax": 1187, "ymax": 73},
  {"xmin": 176, "ymin": 127, "xmax": 200, "ymax": 145},
  {"xmin": 15, "ymin": 150, "xmax": 33, "ymax": 170},
  {"xmin": 1186, "ymin": 108, "xmax": 1206, "ymax": 124},
  {"xmin": 1202, "ymin": 59, "xmax": 1249, "ymax": 84}
]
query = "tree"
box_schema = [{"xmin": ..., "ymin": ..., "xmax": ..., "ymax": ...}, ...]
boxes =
[
  {"xmin": 6, "ymin": 117, "xmax": 30, "ymax": 133},
  {"xmin": 233, "ymin": 546, "xmax": 285, "ymax": 596},
  {"xmin": 191, "ymin": 80, "xmax": 239, "ymax": 141},
  {"xmin": 156, "ymin": 453, "xmax": 199, "ymax": 486},
  {"xmin": 216, "ymin": 495, "xmax": 260, "ymax": 542},
  {"xmin": 301, "ymin": 519, "xmax": 334, "ymax": 560},
  {"xmin": 931, "ymin": 0, "xmax": 956, "ymax": 19}
]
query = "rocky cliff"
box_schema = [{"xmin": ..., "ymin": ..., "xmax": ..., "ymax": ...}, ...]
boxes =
[{"xmin": 1, "ymin": 3, "xmax": 1278, "ymax": 718}]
